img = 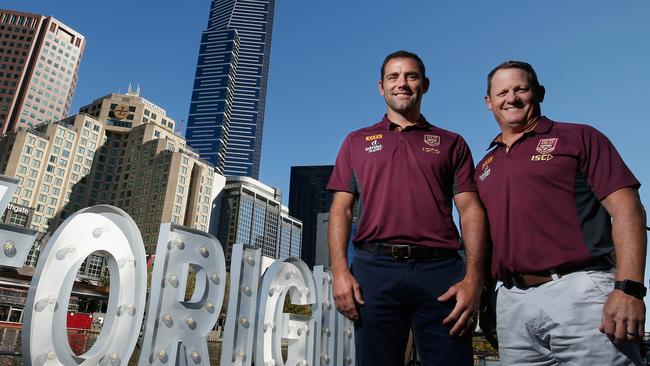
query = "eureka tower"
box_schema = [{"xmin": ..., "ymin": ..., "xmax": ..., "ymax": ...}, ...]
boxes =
[{"xmin": 186, "ymin": 0, "xmax": 275, "ymax": 178}]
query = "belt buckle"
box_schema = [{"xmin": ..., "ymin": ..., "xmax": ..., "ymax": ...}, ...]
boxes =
[
  {"xmin": 504, "ymin": 274, "xmax": 523, "ymax": 289},
  {"xmin": 512, "ymin": 274, "xmax": 524, "ymax": 288},
  {"xmin": 391, "ymin": 244, "xmax": 411, "ymax": 260}
]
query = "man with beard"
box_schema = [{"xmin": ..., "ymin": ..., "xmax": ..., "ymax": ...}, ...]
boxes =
[{"xmin": 327, "ymin": 50, "xmax": 487, "ymax": 365}]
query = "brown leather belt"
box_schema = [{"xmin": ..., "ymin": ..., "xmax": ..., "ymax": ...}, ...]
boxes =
[
  {"xmin": 356, "ymin": 242, "xmax": 459, "ymax": 260},
  {"xmin": 503, "ymin": 273, "xmax": 560, "ymax": 288},
  {"xmin": 502, "ymin": 256, "xmax": 614, "ymax": 289}
]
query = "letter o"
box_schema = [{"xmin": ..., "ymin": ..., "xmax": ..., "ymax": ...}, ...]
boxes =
[{"xmin": 22, "ymin": 205, "xmax": 146, "ymax": 365}]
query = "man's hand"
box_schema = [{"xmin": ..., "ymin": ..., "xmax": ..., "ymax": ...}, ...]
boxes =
[
  {"xmin": 439, "ymin": 277, "xmax": 482, "ymax": 337},
  {"xmin": 332, "ymin": 268, "xmax": 364, "ymax": 320},
  {"xmin": 598, "ymin": 188, "xmax": 647, "ymax": 345},
  {"xmin": 599, "ymin": 290, "xmax": 646, "ymax": 345},
  {"xmin": 447, "ymin": 191, "xmax": 488, "ymax": 337},
  {"xmin": 328, "ymin": 191, "xmax": 361, "ymax": 320}
]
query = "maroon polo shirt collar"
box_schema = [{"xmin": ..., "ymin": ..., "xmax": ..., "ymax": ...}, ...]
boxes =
[
  {"xmin": 380, "ymin": 114, "xmax": 432, "ymax": 131},
  {"xmin": 487, "ymin": 116, "xmax": 553, "ymax": 149}
]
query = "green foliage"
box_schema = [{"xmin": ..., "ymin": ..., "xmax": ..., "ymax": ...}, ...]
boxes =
[{"xmin": 282, "ymin": 292, "xmax": 312, "ymax": 316}]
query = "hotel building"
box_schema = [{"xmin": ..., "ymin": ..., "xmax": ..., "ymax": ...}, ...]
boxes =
[{"xmin": 0, "ymin": 9, "xmax": 84, "ymax": 134}]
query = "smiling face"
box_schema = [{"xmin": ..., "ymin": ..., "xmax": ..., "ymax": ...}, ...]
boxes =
[
  {"xmin": 379, "ymin": 57, "xmax": 429, "ymax": 120},
  {"xmin": 485, "ymin": 67, "xmax": 544, "ymax": 133}
]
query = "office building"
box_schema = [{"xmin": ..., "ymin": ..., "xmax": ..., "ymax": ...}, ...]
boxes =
[
  {"xmin": 314, "ymin": 212, "xmax": 330, "ymax": 266},
  {"xmin": 186, "ymin": 0, "xmax": 276, "ymax": 178},
  {"xmin": 288, "ymin": 165, "xmax": 333, "ymax": 267},
  {"xmin": 315, "ymin": 213, "xmax": 356, "ymax": 267},
  {"xmin": 0, "ymin": 9, "xmax": 85, "ymax": 134},
  {"xmin": 0, "ymin": 90, "xmax": 218, "ymax": 254},
  {"xmin": 215, "ymin": 176, "xmax": 301, "ymax": 266},
  {"xmin": 0, "ymin": 113, "xmax": 105, "ymax": 233},
  {"xmin": 73, "ymin": 90, "xmax": 217, "ymax": 252},
  {"xmin": 279, "ymin": 205, "xmax": 302, "ymax": 259}
]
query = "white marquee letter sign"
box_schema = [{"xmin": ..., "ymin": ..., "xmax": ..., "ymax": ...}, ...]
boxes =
[
  {"xmin": 221, "ymin": 244, "xmax": 262, "ymax": 366},
  {"xmin": 139, "ymin": 224, "xmax": 227, "ymax": 365},
  {"xmin": 22, "ymin": 205, "xmax": 147, "ymax": 365},
  {"xmin": 313, "ymin": 266, "xmax": 335, "ymax": 366},
  {"xmin": 255, "ymin": 257, "xmax": 318, "ymax": 366},
  {"xmin": 0, "ymin": 174, "xmax": 38, "ymax": 268},
  {"xmin": 0, "ymin": 199, "xmax": 363, "ymax": 365},
  {"xmin": 336, "ymin": 315, "xmax": 356, "ymax": 365}
]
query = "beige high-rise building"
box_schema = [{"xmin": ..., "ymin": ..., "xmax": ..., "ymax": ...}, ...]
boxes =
[
  {"xmin": 0, "ymin": 113, "xmax": 104, "ymax": 232},
  {"xmin": 0, "ymin": 90, "xmax": 218, "ymax": 254},
  {"xmin": 72, "ymin": 90, "xmax": 215, "ymax": 252},
  {"xmin": 0, "ymin": 9, "xmax": 85, "ymax": 135}
]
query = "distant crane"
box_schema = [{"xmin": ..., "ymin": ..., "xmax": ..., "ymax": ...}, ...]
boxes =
[{"xmin": 175, "ymin": 119, "xmax": 185, "ymax": 136}]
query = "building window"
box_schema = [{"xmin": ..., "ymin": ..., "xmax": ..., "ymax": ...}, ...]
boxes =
[
  {"xmin": 25, "ymin": 242, "xmax": 41, "ymax": 267},
  {"xmin": 8, "ymin": 213, "xmax": 27, "ymax": 227},
  {"xmin": 86, "ymin": 255, "xmax": 104, "ymax": 278}
]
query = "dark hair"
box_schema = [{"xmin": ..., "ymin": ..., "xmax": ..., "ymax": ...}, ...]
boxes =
[
  {"xmin": 487, "ymin": 60, "xmax": 542, "ymax": 95},
  {"xmin": 380, "ymin": 50, "xmax": 426, "ymax": 80}
]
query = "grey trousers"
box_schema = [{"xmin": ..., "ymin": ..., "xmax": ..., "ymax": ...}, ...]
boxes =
[{"xmin": 496, "ymin": 270, "xmax": 642, "ymax": 365}]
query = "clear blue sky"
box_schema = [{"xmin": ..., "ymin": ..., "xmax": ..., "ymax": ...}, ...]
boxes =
[{"xmin": 6, "ymin": 0, "xmax": 650, "ymax": 321}]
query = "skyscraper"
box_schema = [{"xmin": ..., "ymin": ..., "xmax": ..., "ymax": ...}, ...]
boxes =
[
  {"xmin": 0, "ymin": 9, "xmax": 85, "ymax": 135},
  {"xmin": 186, "ymin": 0, "xmax": 275, "ymax": 178},
  {"xmin": 288, "ymin": 165, "xmax": 334, "ymax": 267},
  {"xmin": 73, "ymin": 91, "xmax": 218, "ymax": 252},
  {"xmin": 215, "ymin": 176, "xmax": 301, "ymax": 267}
]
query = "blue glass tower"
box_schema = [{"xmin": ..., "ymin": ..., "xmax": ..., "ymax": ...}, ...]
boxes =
[{"xmin": 186, "ymin": 0, "xmax": 275, "ymax": 178}]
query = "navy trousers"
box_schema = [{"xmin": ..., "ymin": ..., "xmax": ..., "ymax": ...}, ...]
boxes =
[{"xmin": 351, "ymin": 249, "xmax": 473, "ymax": 366}]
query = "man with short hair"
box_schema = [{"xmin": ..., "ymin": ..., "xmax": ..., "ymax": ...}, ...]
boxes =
[
  {"xmin": 327, "ymin": 50, "xmax": 487, "ymax": 365},
  {"xmin": 476, "ymin": 60, "xmax": 646, "ymax": 365}
]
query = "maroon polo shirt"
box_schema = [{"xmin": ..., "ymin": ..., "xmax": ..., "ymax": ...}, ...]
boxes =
[
  {"xmin": 327, "ymin": 115, "xmax": 476, "ymax": 249},
  {"xmin": 475, "ymin": 117, "xmax": 640, "ymax": 279}
]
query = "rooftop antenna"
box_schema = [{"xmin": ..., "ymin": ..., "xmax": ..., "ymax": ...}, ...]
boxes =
[{"xmin": 126, "ymin": 83, "xmax": 140, "ymax": 96}]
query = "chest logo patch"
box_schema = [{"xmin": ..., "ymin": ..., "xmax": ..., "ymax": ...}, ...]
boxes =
[
  {"xmin": 479, "ymin": 155, "xmax": 493, "ymax": 182},
  {"xmin": 536, "ymin": 138, "xmax": 558, "ymax": 154},
  {"xmin": 424, "ymin": 134, "xmax": 440, "ymax": 147},
  {"xmin": 365, "ymin": 139, "xmax": 383, "ymax": 153},
  {"xmin": 365, "ymin": 134, "xmax": 383, "ymax": 141},
  {"xmin": 532, "ymin": 138, "xmax": 558, "ymax": 161},
  {"xmin": 479, "ymin": 166, "xmax": 491, "ymax": 182}
]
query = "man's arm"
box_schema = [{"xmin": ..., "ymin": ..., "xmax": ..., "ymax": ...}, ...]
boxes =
[
  {"xmin": 599, "ymin": 187, "xmax": 647, "ymax": 344},
  {"xmin": 439, "ymin": 191, "xmax": 488, "ymax": 336},
  {"xmin": 328, "ymin": 191, "xmax": 364, "ymax": 320}
]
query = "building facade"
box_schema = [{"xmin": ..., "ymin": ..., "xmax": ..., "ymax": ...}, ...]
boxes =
[
  {"xmin": 186, "ymin": 0, "xmax": 275, "ymax": 178},
  {"xmin": 0, "ymin": 9, "xmax": 85, "ymax": 134},
  {"xmin": 0, "ymin": 113, "xmax": 104, "ymax": 233},
  {"xmin": 288, "ymin": 165, "xmax": 333, "ymax": 267},
  {"xmin": 72, "ymin": 91, "xmax": 215, "ymax": 252},
  {"xmin": 0, "ymin": 90, "xmax": 222, "ymax": 319},
  {"xmin": 279, "ymin": 206, "xmax": 302, "ymax": 260},
  {"xmin": 0, "ymin": 91, "xmax": 217, "ymax": 254},
  {"xmin": 315, "ymin": 213, "xmax": 356, "ymax": 268},
  {"xmin": 215, "ymin": 176, "xmax": 301, "ymax": 266}
]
